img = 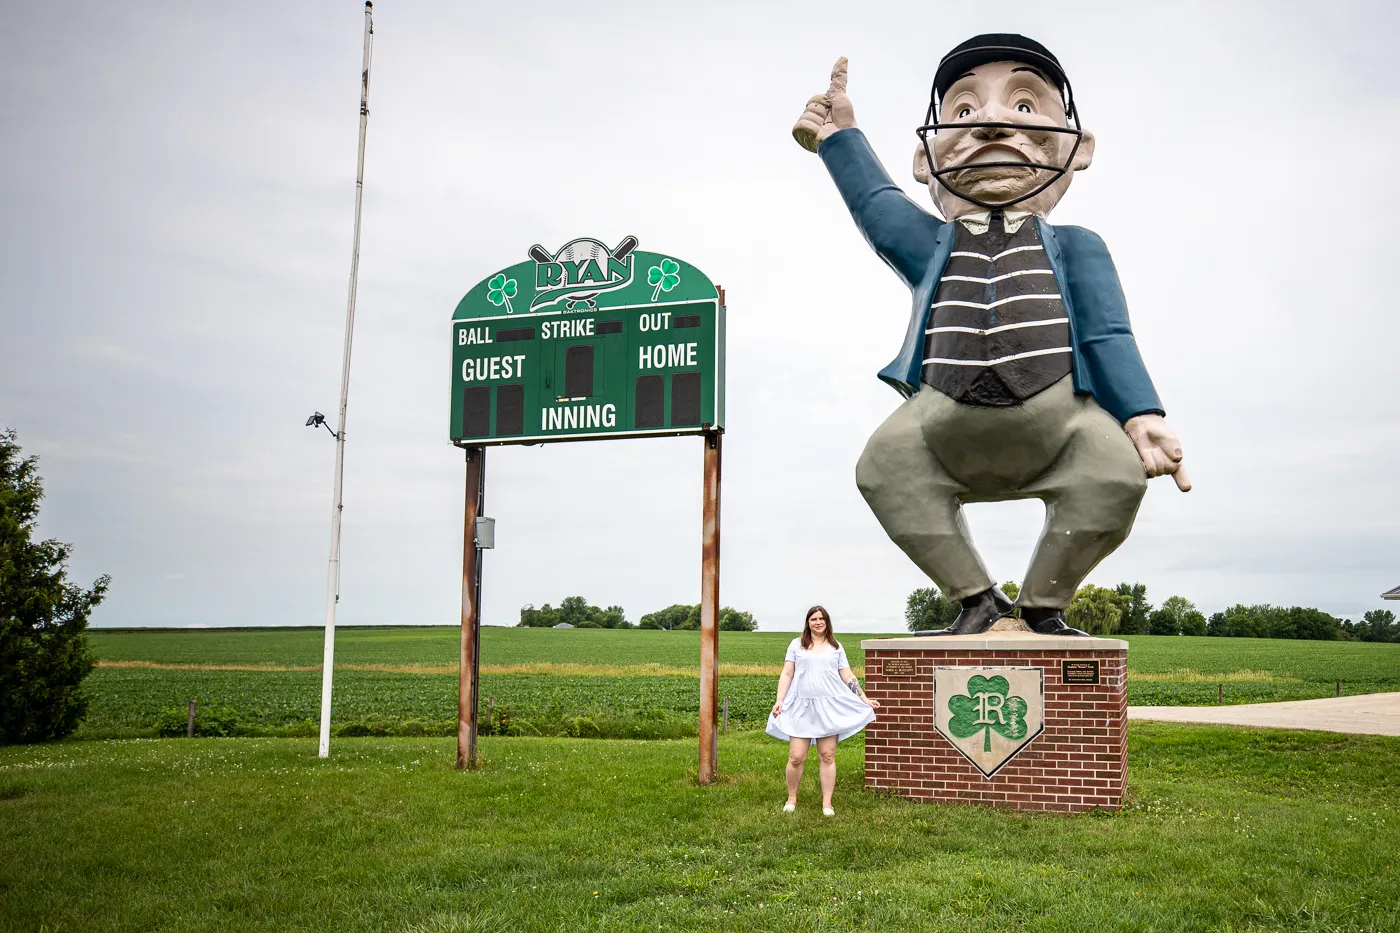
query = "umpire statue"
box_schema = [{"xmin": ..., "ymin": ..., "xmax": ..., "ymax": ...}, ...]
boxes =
[{"xmin": 793, "ymin": 35, "xmax": 1190, "ymax": 637}]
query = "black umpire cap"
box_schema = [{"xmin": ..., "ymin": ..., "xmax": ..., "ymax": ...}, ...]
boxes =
[{"xmin": 933, "ymin": 34, "xmax": 1069, "ymax": 105}]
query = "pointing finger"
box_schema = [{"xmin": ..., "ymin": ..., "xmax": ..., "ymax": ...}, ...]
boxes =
[
  {"xmin": 1172, "ymin": 463, "xmax": 1192, "ymax": 492},
  {"xmin": 827, "ymin": 56, "xmax": 848, "ymax": 97}
]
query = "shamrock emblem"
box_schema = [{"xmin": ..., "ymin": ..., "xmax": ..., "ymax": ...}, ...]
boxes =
[
  {"xmin": 486, "ymin": 273, "xmax": 518, "ymax": 313},
  {"xmin": 947, "ymin": 675, "xmax": 1028, "ymax": 753},
  {"xmin": 646, "ymin": 258, "xmax": 680, "ymax": 302}
]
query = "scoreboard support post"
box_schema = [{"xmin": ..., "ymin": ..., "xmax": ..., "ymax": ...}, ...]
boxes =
[
  {"xmin": 458, "ymin": 446, "xmax": 486, "ymax": 770},
  {"xmin": 698, "ymin": 427, "xmax": 723, "ymax": 785}
]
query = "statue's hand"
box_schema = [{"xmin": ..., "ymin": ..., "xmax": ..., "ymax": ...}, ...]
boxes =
[
  {"xmin": 792, "ymin": 57, "xmax": 857, "ymax": 153},
  {"xmin": 1124, "ymin": 414, "xmax": 1191, "ymax": 491}
]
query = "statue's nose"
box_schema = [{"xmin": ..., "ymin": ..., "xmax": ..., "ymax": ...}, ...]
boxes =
[{"xmin": 969, "ymin": 102, "xmax": 1021, "ymax": 139}]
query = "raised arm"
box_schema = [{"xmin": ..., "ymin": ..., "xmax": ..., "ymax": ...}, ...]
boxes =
[
  {"xmin": 792, "ymin": 57, "xmax": 856, "ymax": 151},
  {"xmin": 791, "ymin": 58, "xmax": 941, "ymax": 287}
]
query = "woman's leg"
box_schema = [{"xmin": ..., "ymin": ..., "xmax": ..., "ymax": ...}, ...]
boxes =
[
  {"xmin": 817, "ymin": 734, "xmax": 834, "ymax": 806},
  {"xmin": 816, "ymin": 735, "xmax": 838, "ymax": 809},
  {"xmin": 786, "ymin": 738, "xmax": 810, "ymax": 804}
]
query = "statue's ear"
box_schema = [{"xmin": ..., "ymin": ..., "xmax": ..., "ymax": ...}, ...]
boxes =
[
  {"xmin": 1071, "ymin": 129, "xmax": 1096, "ymax": 172},
  {"xmin": 912, "ymin": 142, "xmax": 931, "ymax": 184}
]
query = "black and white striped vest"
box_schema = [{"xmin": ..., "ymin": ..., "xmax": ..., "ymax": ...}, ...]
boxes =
[{"xmin": 921, "ymin": 212, "xmax": 1071, "ymax": 406}]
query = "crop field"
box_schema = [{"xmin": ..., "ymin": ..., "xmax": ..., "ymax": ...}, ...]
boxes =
[
  {"xmin": 77, "ymin": 668, "xmax": 779, "ymax": 739},
  {"xmin": 79, "ymin": 627, "xmax": 1400, "ymax": 739},
  {"xmin": 90, "ymin": 627, "xmax": 1400, "ymax": 678},
  {"xmin": 4, "ymin": 726, "xmax": 1399, "ymax": 932},
  {"xmin": 89, "ymin": 627, "xmax": 810, "ymax": 670}
]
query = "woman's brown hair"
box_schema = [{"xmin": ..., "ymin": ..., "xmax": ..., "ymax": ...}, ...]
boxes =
[{"xmin": 800, "ymin": 605, "xmax": 837, "ymax": 650}]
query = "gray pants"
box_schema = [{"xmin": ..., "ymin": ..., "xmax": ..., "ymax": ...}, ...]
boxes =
[{"xmin": 855, "ymin": 377, "xmax": 1146, "ymax": 608}]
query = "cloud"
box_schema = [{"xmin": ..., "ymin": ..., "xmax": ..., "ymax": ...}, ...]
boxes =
[{"xmin": 3, "ymin": 0, "xmax": 1398, "ymax": 633}]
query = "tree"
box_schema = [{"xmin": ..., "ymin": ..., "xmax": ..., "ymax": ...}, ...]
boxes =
[
  {"xmin": 518, "ymin": 603, "xmax": 559, "ymax": 627},
  {"xmin": 1144, "ymin": 594, "xmax": 1197, "ymax": 636},
  {"xmin": 1065, "ymin": 585, "xmax": 1122, "ymax": 636},
  {"xmin": 906, "ymin": 587, "xmax": 959, "ymax": 632},
  {"xmin": 1147, "ymin": 608, "xmax": 1179, "ymax": 636},
  {"xmin": 1350, "ymin": 609, "xmax": 1399, "ymax": 643},
  {"xmin": 1283, "ymin": 606, "xmax": 1343, "ymax": 641},
  {"xmin": 1, "ymin": 429, "xmax": 109, "ymax": 744},
  {"xmin": 599, "ymin": 605, "xmax": 630, "ymax": 629},
  {"xmin": 1180, "ymin": 609, "xmax": 1208, "ymax": 636},
  {"xmin": 1365, "ymin": 609, "xmax": 1398, "ymax": 643},
  {"xmin": 557, "ymin": 595, "xmax": 591, "ymax": 628},
  {"xmin": 639, "ymin": 604, "xmax": 692, "ymax": 630},
  {"xmin": 1208, "ymin": 604, "xmax": 1270, "ymax": 638},
  {"xmin": 638, "ymin": 604, "xmax": 757, "ymax": 630},
  {"xmin": 1000, "ymin": 581, "xmax": 1020, "ymax": 602},
  {"xmin": 1112, "ymin": 583, "xmax": 1152, "ymax": 635},
  {"xmin": 1207, "ymin": 603, "xmax": 1345, "ymax": 641},
  {"xmin": 518, "ymin": 598, "xmax": 631, "ymax": 628},
  {"xmin": 719, "ymin": 608, "xmax": 757, "ymax": 631}
]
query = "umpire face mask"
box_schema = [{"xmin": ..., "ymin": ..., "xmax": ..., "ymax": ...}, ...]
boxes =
[{"xmin": 914, "ymin": 57, "xmax": 1094, "ymax": 217}]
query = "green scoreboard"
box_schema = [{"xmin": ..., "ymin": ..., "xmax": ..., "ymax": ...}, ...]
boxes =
[{"xmin": 450, "ymin": 236, "xmax": 725, "ymax": 446}]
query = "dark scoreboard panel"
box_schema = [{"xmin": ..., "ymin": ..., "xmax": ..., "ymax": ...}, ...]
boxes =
[{"xmin": 450, "ymin": 298, "xmax": 725, "ymax": 446}]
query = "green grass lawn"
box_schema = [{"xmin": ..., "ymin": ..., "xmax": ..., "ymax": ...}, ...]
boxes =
[{"xmin": 2, "ymin": 725, "xmax": 1397, "ymax": 932}]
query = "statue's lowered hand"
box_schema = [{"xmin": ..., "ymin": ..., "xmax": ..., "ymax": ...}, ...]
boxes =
[
  {"xmin": 792, "ymin": 57, "xmax": 857, "ymax": 153},
  {"xmin": 1124, "ymin": 414, "xmax": 1191, "ymax": 492}
]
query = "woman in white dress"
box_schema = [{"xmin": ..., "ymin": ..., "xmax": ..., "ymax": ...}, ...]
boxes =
[{"xmin": 767, "ymin": 606, "xmax": 880, "ymax": 816}]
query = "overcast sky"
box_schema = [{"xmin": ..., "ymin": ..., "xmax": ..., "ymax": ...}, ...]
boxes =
[{"xmin": 3, "ymin": 0, "xmax": 1398, "ymax": 633}]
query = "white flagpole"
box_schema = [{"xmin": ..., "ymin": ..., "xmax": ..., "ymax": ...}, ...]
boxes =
[{"xmin": 319, "ymin": 1, "xmax": 375, "ymax": 759}]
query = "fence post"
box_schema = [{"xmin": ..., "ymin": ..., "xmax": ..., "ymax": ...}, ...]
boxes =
[
  {"xmin": 1336, "ymin": 680, "xmax": 1341, "ymax": 697},
  {"xmin": 187, "ymin": 699, "xmax": 196, "ymax": 738},
  {"xmin": 1216, "ymin": 683, "xmax": 1222, "ymax": 706},
  {"xmin": 722, "ymin": 696, "xmax": 729, "ymax": 733}
]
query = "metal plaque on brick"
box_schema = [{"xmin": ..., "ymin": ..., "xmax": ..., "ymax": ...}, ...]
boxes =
[
  {"xmin": 1061, "ymin": 659, "xmax": 1100, "ymax": 685},
  {"xmin": 449, "ymin": 236, "xmax": 725, "ymax": 446},
  {"xmin": 883, "ymin": 658, "xmax": 917, "ymax": 676},
  {"xmin": 933, "ymin": 667, "xmax": 1044, "ymax": 778}
]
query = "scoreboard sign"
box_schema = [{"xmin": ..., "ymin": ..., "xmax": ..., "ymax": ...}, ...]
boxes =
[{"xmin": 450, "ymin": 236, "xmax": 725, "ymax": 446}]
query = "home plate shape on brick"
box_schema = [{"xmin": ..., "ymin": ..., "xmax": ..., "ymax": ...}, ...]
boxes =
[{"xmin": 933, "ymin": 667, "xmax": 1045, "ymax": 778}]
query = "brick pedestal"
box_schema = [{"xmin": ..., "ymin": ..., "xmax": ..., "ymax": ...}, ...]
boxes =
[{"xmin": 862, "ymin": 627, "xmax": 1127, "ymax": 813}]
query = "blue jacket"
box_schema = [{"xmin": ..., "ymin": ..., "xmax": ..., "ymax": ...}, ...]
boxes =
[{"xmin": 819, "ymin": 129, "xmax": 1163, "ymax": 424}]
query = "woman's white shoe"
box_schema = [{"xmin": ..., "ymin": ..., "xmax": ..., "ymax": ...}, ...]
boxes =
[
  {"xmin": 822, "ymin": 807, "xmax": 835, "ymax": 817},
  {"xmin": 782, "ymin": 803, "xmax": 796, "ymax": 813}
]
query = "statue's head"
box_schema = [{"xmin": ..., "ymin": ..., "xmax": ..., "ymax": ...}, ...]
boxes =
[{"xmin": 913, "ymin": 34, "xmax": 1095, "ymax": 219}]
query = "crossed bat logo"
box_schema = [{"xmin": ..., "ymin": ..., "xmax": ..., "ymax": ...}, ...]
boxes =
[{"xmin": 528, "ymin": 236, "xmax": 638, "ymax": 311}]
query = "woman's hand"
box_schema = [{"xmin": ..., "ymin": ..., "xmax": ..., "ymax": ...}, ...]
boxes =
[
  {"xmin": 865, "ymin": 698, "xmax": 881, "ymax": 710},
  {"xmin": 771, "ymin": 702, "xmax": 783, "ymax": 718}
]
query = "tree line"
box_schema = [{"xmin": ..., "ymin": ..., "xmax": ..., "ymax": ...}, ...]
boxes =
[
  {"xmin": 906, "ymin": 581, "xmax": 1399, "ymax": 642},
  {"xmin": 517, "ymin": 597, "xmax": 758, "ymax": 631}
]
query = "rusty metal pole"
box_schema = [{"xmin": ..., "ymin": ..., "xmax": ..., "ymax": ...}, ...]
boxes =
[
  {"xmin": 458, "ymin": 446, "xmax": 486, "ymax": 769},
  {"xmin": 698, "ymin": 428, "xmax": 723, "ymax": 784}
]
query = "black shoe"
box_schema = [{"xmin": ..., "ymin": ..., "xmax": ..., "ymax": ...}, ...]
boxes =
[
  {"xmin": 927, "ymin": 587, "xmax": 1014, "ymax": 636},
  {"xmin": 1021, "ymin": 607, "xmax": 1089, "ymax": 637}
]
